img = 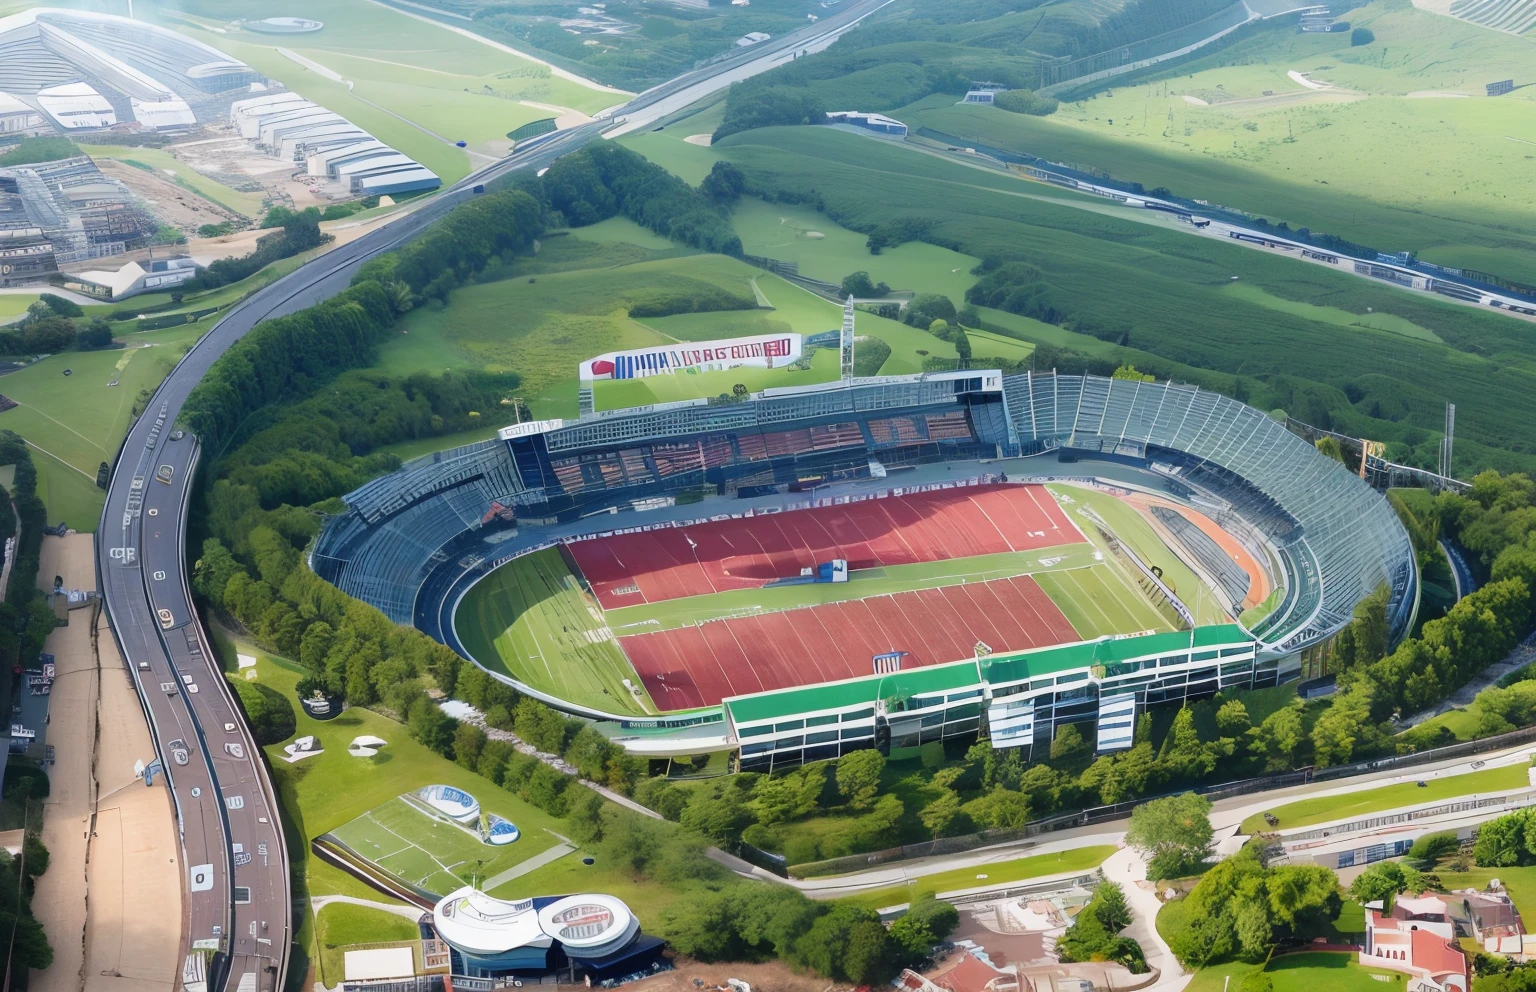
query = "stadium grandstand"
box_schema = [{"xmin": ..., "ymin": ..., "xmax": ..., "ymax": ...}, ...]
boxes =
[
  {"xmin": 0, "ymin": 9, "xmax": 257, "ymax": 131},
  {"xmin": 311, "ymin": 370, "xmax": 1415, "ymax": 765}
]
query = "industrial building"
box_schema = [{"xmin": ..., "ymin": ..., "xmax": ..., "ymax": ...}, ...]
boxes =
[
  {"xmin": 0, "ymin": 8, "xmax": 259, "ymax": 133},
  {"xmin": 64, "ymin": 254, "xmax": 202, "ymax": 301},
  {"xmin": 230, "ymin": 93, "xmax": 441, "ymax": 197},
  {"xmin": 0, "ymin": 156, "xmax": 153, "ymax": 266}
]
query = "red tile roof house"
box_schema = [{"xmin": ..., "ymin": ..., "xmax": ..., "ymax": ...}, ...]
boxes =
[
  {"xmin": 1361, "ymin": 895, "xmax": 1470, "ymax": 992},
  {"xmin": 933, "ymin": 952, "xmax": 1018, "ymax": 992}
]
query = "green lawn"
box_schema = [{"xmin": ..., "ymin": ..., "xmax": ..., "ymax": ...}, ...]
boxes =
[
  {"xmin": 1047, "ymin": 483, "xmax": 1232, "ymax": 626},
  {"xmin": 592, "ymin": 347, "xmax": 843, "ymax": 411},
  {"xmin": 313, "ymin": 904, "xmax": 418, "ymax": 988},
  {"xmin": 1034, "ymin": 564, "xmax": 1175, "ymax": 640},
  {"xmin": 1436, "ymin": 865, "xmax": 1536, "ymax": 924},
  {"xmin": 455, "ymin": 548, "xmax": 656, "ymax": 717},
  {"xmin": 1409, "ymin": 706, "xmax": 1483, "ymax": 742},
  {"xmin": 1239, "ymin": 762, "xmax": 1531, "ymax": 833},
  {"xmin": 1219, "ymin": 283, "xmax": 1441, "ymax": 344},
  {"xmin": 380, "ymin": 425, "xmax": 503, "ymax": 463},
  {"xmin": 831, "ymin": 844, "xmax": 1117, "ymax": 913},
  {"xmin": 0, "ymin": 324, "xmax": 203, "ymax": 530},
  {"xmin": 731, "ymin": 196, "xmax": 981, "ymax": 305},
  {"xmin": 1163, "ymin": 902, "xmax": 1395, "ymax": 992},
  {"xmin": 603, "ymin": 546, "xmax": 1098, "ymax": 633}
]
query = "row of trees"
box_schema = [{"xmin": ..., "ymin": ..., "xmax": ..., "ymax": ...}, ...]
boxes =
[
  {"xmin": 0, "ymin": 432, "xmax": 58, "ymax": 671},
  {"xmin": 181, "ymin": 210, "xmax": 328, "ymax": 293}
]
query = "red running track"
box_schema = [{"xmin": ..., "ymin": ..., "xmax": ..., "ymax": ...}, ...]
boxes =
[
  {"xmin": 622, "ymin": 574, "xmax": 1081, "ymax": 711},
  {"xmin": 569, "ymin": 484, "xmax": 1080, "ymax": 609}
]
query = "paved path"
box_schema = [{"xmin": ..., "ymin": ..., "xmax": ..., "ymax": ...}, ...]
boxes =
[
  {"xmin": 481, "ymin": 842, "xmax": 575, "ymax": 892},
  {"xmin": 309, "ymin": 895, "xmax": 424, "ymax": 923}
]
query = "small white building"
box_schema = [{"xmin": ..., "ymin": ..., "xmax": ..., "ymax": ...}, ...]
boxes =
[
  {"xmin": 67, "ymin": 255, "xmax": 202, "ymax": 301},
  {"xmin": 736, "ymin": 31, "xmax": 770, "ymax": 46},
  {"xmin": 0, "ymin": 92, "xmax": 43, "ymax": 135},
  {"xmin": 825, "ymin": 111, "xmax": 908, "ymax": 137}
]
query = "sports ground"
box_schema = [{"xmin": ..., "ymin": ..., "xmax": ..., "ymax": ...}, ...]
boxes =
[
  {"xmin": 329, "ymin": 796, "xmax": 552, "ymax": 897},
  {"xmin": 457, "ymin": 482, "xmax": 1226, "ymax": 715}
]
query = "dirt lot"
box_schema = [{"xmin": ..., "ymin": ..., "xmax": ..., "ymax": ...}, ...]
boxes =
[
  {"xmin": 29, "ymin": 534, "xmax": 182, "ymax": 992},
  {"xmin": 96, "ymin": 159, "xmax": 245, "ymax": 235}
]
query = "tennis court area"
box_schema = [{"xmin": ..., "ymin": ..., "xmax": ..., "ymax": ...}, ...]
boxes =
[{"xmin": 329, "ymin": 796, "xmax": 553, "ymax": 897}]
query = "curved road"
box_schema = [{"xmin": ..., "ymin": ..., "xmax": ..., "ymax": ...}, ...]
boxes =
[{"xmin": 92, "ymin": 3, "xmax": 898, "ymax": 991}]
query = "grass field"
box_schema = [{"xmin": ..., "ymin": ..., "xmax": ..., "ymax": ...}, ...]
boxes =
[
  {"xmin": 330, "ymin": 794, "xmax": 550, "ymax": 897},
  {"xmin": 455, "ymin": 548, "xmax": 655, "ymax": 717},
  {"xmin": 1034, "ymin": 564, "xmax": 1174, "ymax": 639},
  {"xmin": 145, "ymin": 0, "xmax": 623, "ymax": 184},
  {"xmin": 901, "ymin": 3, "xmax": 1536, "ymax": 284},
  {"xmin": 712, "ymin": 123, "xmax": 1536, "ymax": 474},
  {"xmin": 1218, "ymin": 282, "xmax": 1441, "ymax": 344},
  {"xmin": 1, "ymin": 325, "xmax": 203, "ymax": 530},
  {"xmin": 313, "ymin": 903, "xmax": 418, "ymax": 987},
  {"xmin": 731, "ymin": 196, "xmax": 981, "ymax": 305},
  {"xmin": 601, "ymin": 546, "xmax": 1100, "ymax": 633},
  {"xmin": 832, "ymin": 844, "xmax": 1117, "ymax": 913},
  {"xmin": 1238, "ymin": 761, "xmax": 1531, "ymax": 833},
  {"xmin": 1048, "ymin": 483, "xmax": 1232, "ymax": 626}
]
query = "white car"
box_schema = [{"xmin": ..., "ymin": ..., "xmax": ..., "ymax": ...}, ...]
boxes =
[
  {"xmin": 168, "ymin": 739, "xmax": 189, "ymax": 766},
  {"xmin": 157, "ymin": 608, "xmax": 173, "ymax": 629}
]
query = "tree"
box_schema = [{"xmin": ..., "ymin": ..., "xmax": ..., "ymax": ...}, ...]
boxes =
[
  {"xmin": 76, "ymin": 317, "xmax": 113, "ymax": 349},
  {"xmin": 1351, "ymin": 26, "xmax": 1374, "ymax": 45},
  {"xmin": 1050, "ymin": 722, "xmax": 1087, "ymax": 762},
  {"xmin": 1112, "ymin": 364, "xmax": 1155, "ymax": 382},
  {"xmin": 1248, "ymin": 702, "xmax": 1304, "ymax": 771},
  {"xmin": 700, "ymin": 161, "xmax": 746, "ymax": 204},
  {"xmin": 841, "ymin": 271, "xmax": 890, "ymax": 299},
  {"xmin": 1216, "ymin": 699, "xmax": 1251, "ymax": 737},
  {"xmin": 836, "ymin": 748, "xmax": 885, "ymax": 810},
  {"xmin": 1408, "ymin": 832, "xmax": 1460, "ymax": 867},
  {"xmin": 1349, "ymin": 861, "xmax": 1411, "ymax": 907},
  {"xmin": 843, "ymin": 919, "xmax": 897, "ymax": 985},
  {"xmin": 918, "ymin": 789, "xmax": 963, "ymax": 837},
  {"xmin": 906, "ymin": 293, "xmax": 956, "ymax": 329},
  {"xmin": 1126, "ymin": 792, "xmax": 1214, "ymax": 879},
  {"xmin": 407, "ymin": 696, "xmax": 457, "ymax": 756},
  {"xmin": 230, "ymin": 679, "xmax": 296, "ymax": 746},
  {"xmin": 962, "ymin": 787, "xmax": 1030, "ymax": 830}
]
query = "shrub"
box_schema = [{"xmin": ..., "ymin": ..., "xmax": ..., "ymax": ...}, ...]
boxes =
[
  {"xmin": 1351, "ymin": 27, "xmax": 1374, "ymax": 46},
  {"xmin": 229, "ymin": 679, "xmax": 297, "ymax": 746},
  {"xmin": 993, "ymin": 89, "xmax": 1059, "ymax": 116}
]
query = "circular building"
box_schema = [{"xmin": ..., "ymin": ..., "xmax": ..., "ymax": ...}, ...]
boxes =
[{"xmin": 416, "ymin": 784, "xmax": 479, "ymax": 823}]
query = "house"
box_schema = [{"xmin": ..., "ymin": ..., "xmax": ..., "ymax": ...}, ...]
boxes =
[
  {"xmin": 963, "ymin": 84, "xmax": 1009, "ymax": 104},
  {"xmin": 1456, "ymin": 889, "xmax": 1525, "ymax": 953},
  {"xmin": 1362, "ymin": 895, "xmax": 1469, "ymax": 992}
]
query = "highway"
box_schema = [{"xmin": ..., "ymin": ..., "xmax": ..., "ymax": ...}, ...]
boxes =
[{"xmin": 91, "ymin": 3, "xmax": 898, "ymax": 991}]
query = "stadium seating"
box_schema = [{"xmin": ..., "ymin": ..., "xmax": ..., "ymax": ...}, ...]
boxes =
[{"xmin": 1003, "ymin": 373, "xmax": 1416, "ymax": 651}]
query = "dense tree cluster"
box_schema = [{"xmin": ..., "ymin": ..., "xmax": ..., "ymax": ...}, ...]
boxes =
[
  {"xmin": 531, "ymin": 144, "xmax": 741, "ymax": 256},
  {"xmin": 713, "ymin": 86, "xmax": 830, "ymax": 143},
  {"xmin": 0, "ymin": 433, "xmax": 58, "ymax": 670},
  {"xmin": 1125, "ymin": 792, "xmax": 1215, "ymax": 880},
  {"xmin": 1057, "ymin": 880, "xmax": 1145, "ymax": 971},
  {"xmin": 966, "ymin": 260, "xmax": 1068, "ymax": 325},
  {"xmin": 1165, "ymin": 841, "xmax": 1342, "ymax": 967},
  {"xmin": 0, "ymin": 296, "xmax": 114, "ymax": 357},
  {"xmin": 993, "ymin": 89, "xmax": 1060, "ymax": 116},
  {"xmin": 1471, "ymin": 806, "xmax": 1536, "ymax": 867}
]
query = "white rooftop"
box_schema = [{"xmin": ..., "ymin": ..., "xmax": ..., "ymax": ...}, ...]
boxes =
[{"xmin": 343, "ymin": 946, "xmax": 415, "ymax": 982}]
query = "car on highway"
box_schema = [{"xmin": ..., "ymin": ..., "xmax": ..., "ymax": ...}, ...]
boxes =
[
  {"xmin": 157, "ymin": 608, "xmax": 173, "ymax": 628},
  {"xmin": 168, "ymin": 739, "xmax": 189, "ymax": 765}
]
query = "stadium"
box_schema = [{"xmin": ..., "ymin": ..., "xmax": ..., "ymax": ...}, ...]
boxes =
[{"xmin": 312, "ymin": 318, "xmax": 1416, "ymax": 770}]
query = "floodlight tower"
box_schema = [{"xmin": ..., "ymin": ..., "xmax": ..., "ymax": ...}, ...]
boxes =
[
  {"xmin": 1440, "ymin": 403, "xmax": 1456, "ymax": 479},
  {"xmin": 840, "ymin": 295, "xmax": 856, "ymax": 381}
]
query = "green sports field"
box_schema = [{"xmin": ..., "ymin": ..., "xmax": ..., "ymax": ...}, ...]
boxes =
[
  {"xmin": 330, "ymin": 794, "xmax": 555, "ymax": 897},
  {"xmin": 603, "ymin": 545, "xmax": 1100, "ymax": 633},
  {"xmin": 455, "ymin": 547, "xmax": 657, "ymax": 716}
]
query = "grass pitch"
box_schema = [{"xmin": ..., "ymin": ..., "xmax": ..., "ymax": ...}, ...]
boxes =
[
  {"xmin": 330, "ymin": 795, "xmax": 544, "ymax": 897},
  {"xmin": 602, "ymin": 545, "xmax": 1098, "ymax": 633},
  {"xmin": 1034, "ymin": 563, "xmax": 1174, "ymax": 639},
  {"xmin": 456, "ymin": 548, "xmax": 656, "ymax": 716}
]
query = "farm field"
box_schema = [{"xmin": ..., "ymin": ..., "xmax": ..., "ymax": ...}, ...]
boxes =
[
  {"xmin": 330, "ymin": 793, "xmax": 556, "ymax": 897},
  {"xmin": 900, "ymin": 2, "xmax": 1536, "ymax": 282},
  {"xmin": 1238, "ymin": 761, "xmax": 1530, "ymax": 833},
  {"xmin": 455, "ymin": 548, "xmax": 655, "ymax": 717},
  {"xmin": 712, "ymin": 124, "xmax": 1536, "ymax": 474}
]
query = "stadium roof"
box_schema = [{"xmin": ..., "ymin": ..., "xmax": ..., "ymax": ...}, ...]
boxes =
[
  {"xmin": 981, "ymin": 623, "xmax": 1251, "ymax": 685},
  {"xmin": 726, "ymin": 659, "xmax": 982, "ymax": 726},
  {"xmin": 724, "ymin": 624, "xmax": 1252, "ymax": 725}
]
